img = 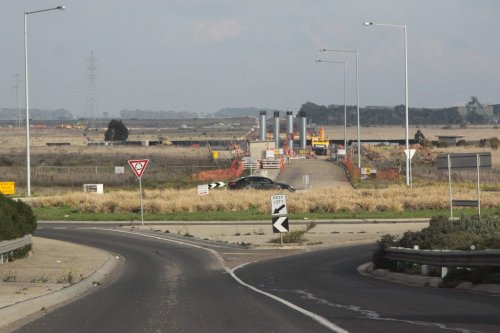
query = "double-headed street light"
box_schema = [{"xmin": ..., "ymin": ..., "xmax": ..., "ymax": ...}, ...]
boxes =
[
  {"xmin": 315, "ymin": 60, "xmax": 347, "ymax": 152},
  {"xmin": 319, "ymin": 49, "xmax": 360, "ymax": 168},
  {"xmin": 24, "ymin": 5, "xmax": 65, "ymax": 196},
  {"xmin": 363, "ymin": 21, "xmax": 410, "ymax": 187}
]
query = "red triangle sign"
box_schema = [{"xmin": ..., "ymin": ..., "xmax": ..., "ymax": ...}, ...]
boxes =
[{"xmin": 128, "ymin": 159, "xmax": 149, "ymax": 178}]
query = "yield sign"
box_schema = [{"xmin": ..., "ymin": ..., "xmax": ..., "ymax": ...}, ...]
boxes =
[
  {"xmin": 128, "ymin": 159, "xmax": 149, "ymax": 179},
  {"xmin": 272, "ymin": 216, "xmax": 289, "ymax": 233},
  {"xmin": 404, "ymin": 149, "xmax": 416, "ymax": 160}
]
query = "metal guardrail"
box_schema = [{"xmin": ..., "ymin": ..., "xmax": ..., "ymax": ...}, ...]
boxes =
[
  {"xmin": 0, "ymin": 235, "xmax": 32, "ymax": 264},
  {"xmin": 385, "ymin": 247, "xmax": 500, "ymax": 267}
]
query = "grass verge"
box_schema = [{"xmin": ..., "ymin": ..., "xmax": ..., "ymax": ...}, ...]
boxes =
[{"xmin": 32, "ymin": 206, "xmax": 499, "ymax": 222}]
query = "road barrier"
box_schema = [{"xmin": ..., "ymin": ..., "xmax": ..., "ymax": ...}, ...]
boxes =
[
  {"xmin": 385, "ymin": 247, "xmax": 500, "ymax": 267},
  {"xmin": 0, "ymin": 235, "xmax": 32, "ymax": 264}
]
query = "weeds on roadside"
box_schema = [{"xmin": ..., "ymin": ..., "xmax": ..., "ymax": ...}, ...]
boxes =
[
  {"xmin": 269, "ymin": 230, "xmax": 307, "ymax": 244},
  {"xmin": 56, "ymin": 271, "xmax": 75, "ymax": 285},
  {"xmin": 3, "ymin": 275, "xmax": 16, "ymax": 282},
  {"xmin": 30, "ymin": 276, "xmax": 49, "ymax": 283}
]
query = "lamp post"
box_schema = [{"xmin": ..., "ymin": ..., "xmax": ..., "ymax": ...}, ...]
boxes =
[
  {"xmin": 363, "ymin": 22, "xmax": 410, "ymax": 187},
  {"xmin": 315, "ymin": 60, "xmax": 347, "ymax": 151},
  {"xmin": 24, "ymin": 5, "xmax": 65, "ymax": 196},
  {"xmin": 319, "ymin": 49, "xmax": 361, "ymax": 168}
]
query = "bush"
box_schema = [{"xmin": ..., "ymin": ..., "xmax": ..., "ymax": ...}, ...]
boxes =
[
  {"xmin": 0, "ymin": 194, "xmax": 37, "ymax": 241},
  {"xmin": 396, "ymin": 215, "xmax": 500, "ymax": 250},
  {"xmin": 420, "ymin": 139, "xmax": 432, "ymax": 148},
  {"xmin": 489, "ymin": 137, "xmax": 499, "ymax": 150},
  {"xmin": 372, "ymin": 234, "xmax": 398, "ymax": 269},
  {"xmin": 269, "ymin": 230, "xmax": 307, "ymax": 244}
]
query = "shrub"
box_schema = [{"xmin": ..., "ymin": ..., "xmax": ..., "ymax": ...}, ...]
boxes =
[
  {"xmin": 372, "ymin": 234, "xmax": 398, "ymax": 269},
  {"xmin": 489, "ymin": 137, "xmax": 500, "ymax": 150},
  {"xmin": 270, "ymin": 230, "xmax": 307, "ymax": 244},
  {"xmin": 0, "ymin": 194, "xmax": 37, "ymax": 241},
  {"xmin": 420, "ymin": 139, "xmax": 432, "ymax": 148},
  {"xmin": 392, "ymin": 215, "xmax": 500, "ymax": 250}
]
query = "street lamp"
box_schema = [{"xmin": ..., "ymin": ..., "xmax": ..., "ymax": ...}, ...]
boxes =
[
  {"xmin": 315, "ymin": 60, "xmax": 347, "ymax": 152},
  {"xmin": 363, "ymin": 21, "xmax": 410, "ymax": 187},
  {"xmin": 24, "ymin": 5, "xmax": 65, "ymax": 196},
  {"xmin": 319, "ymin": 49, "xmax": 361, "ymax": 168}
]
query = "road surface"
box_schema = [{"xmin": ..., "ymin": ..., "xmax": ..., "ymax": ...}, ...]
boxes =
[
  {"xmin": 277, "ymin": 158, "xmax": 350, "ymax": 190},
  {"xmin": 14, "ymin": 226, "xmax": 500, "ymax": 333}
]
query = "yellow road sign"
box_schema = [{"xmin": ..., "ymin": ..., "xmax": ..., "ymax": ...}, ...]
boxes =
[{"xmin": 0, "ymin": 182, "xmax": 15, "ymax": 195}]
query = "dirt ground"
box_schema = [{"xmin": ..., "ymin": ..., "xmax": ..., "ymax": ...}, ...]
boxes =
[
  {"xmin": 0, "ymin": 221, "xmax": 428, "ymax": 309},
  {"xmin": 0, "ymin": 237, "xmax": 108, "ymax": 308}
]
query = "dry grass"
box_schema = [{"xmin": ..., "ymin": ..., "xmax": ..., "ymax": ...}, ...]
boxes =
[{"xmin": 32, "ymin": 185, "xmax": 500, "ymax": 214}]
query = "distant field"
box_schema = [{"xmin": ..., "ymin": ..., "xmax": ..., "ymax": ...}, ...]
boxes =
[
  {"xmin": 2, "ymin": 123, "xmax": 499, "ymax": 194},
  {"xmin": 0, "ymin": 127, "xmax": 237, "ymax": 194},
  {"xmin": 321, "ymin": 125, "xmax": 499, "ymax": 142}
]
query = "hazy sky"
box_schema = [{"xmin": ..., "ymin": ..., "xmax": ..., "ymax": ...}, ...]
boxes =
[{"xmin": 1, "ymin": 0, "xmax": 499, "ymax": 116}]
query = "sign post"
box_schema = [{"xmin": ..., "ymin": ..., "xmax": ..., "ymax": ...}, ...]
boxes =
[
  {"xmin": 128, "ymin": 159, "xmax": 149, "ymax": 226},
  {"xmin": 437, "ymin": 153, "xmax": 491, "ymax": 218},
  {"xmin": 270, "ymin": 194, "xmax": 289, "ymax": 245}
]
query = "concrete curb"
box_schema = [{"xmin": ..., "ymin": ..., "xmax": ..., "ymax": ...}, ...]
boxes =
[
  {"xmin": 0, "ymin": 252, "xmax": 121, "ymax": 330},
  {"xmin": 358, "ymin": 262, "xmax": 442, "ymax": 287}
]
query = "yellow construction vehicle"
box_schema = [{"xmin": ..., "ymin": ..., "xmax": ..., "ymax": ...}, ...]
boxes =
[{"xmin": 310, "ymin": 127, "xmax": 330, "ymax": 155}]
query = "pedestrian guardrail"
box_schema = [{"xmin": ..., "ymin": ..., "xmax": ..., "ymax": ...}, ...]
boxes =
[
  {"xmin": 261, "ymin": 159, "xmax": 281, "ymax": 169},
  {"xmin": 0, "ymin": 235, "xmax": 32, "ymax": 264},
  {"xmin": 385, "ymin": 247, "xmax": 500, "ymax": 267}
]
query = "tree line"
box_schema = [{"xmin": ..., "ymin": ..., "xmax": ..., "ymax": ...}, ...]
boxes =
[{"xmin": 299, "ymin": 101, "xmax": 499, "ymax": 126}]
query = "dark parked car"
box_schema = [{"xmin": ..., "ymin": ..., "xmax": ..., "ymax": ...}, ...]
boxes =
[{"xmin": 228, "ymin": 176, "xmax": 295, "ymax": 192}]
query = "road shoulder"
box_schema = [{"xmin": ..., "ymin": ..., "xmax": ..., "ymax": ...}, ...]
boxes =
[{"xmin": 0, "ymin": 237, "xmax": 120, "ymax": 332}]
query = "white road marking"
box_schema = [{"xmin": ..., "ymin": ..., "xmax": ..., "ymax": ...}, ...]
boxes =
[
  {"xmin": 294, "ymin": 290, "xmax": 482, "ymax": 333},
  {"xmin": 101, "ymin": 228, "xmax": 349, "ymax": 333}
]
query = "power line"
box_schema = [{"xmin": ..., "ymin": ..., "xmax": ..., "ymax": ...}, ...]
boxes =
[{"xmin": 85, "ymin": 50, "xmax": 98, "ymax": 128}]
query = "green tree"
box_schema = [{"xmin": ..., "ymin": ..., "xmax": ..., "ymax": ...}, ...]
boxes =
[
  {"xmin": 104, "ymin": 119, "xmax": 129, "ymax": 141},
  {"xmin": 414, "ymin": 129, "xmax": 425, "ymax": 144}
]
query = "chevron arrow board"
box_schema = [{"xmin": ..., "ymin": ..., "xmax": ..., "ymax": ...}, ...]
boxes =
[
  {"xmin": 208, "ymin": 182, "xmax": 226, "ymax": 189},
  {"xmin": 272, "ymin": 216, "xmax": 289, "ymax": 233}
]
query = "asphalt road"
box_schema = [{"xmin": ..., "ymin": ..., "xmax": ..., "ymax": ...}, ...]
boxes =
[
  {"xmin": 16, "ymin": 227, "xmax": 328, "ymax": 333},
  {"xmin": 276, "ymin": 158, "xmax": 350, "ymax": 190},
  {"xmin": 237, "ymin": 245, "xmax": 500, "ymax": 333},
  {"xmin": 15, "ymin": 226, "xmax": 500, "ymax": 333}
]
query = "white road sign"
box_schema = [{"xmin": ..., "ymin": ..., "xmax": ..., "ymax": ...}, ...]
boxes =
[
  {"xmin": 198, "ymin": 184, "xmax": 209, "ymax": 195},
  {"xmin": 404, "ymin": 149, "xmax": 416, "ymax": 160},
  {"xmin": 270, "ymin": 194, "xmax": 288, "ymax": 216}
]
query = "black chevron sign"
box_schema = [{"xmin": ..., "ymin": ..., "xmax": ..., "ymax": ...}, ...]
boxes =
[
  {"xmin": 272, "ymin": 216, "xmax": 289, "ymax": 233},
  {"xmin": 208, "ymin": 182, "xmax": 226, "ymax": 189}
]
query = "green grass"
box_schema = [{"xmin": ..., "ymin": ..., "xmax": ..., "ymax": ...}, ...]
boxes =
[{"xmin": 32, "ymin": 206, "xmax": 500, "ymax": 222}]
